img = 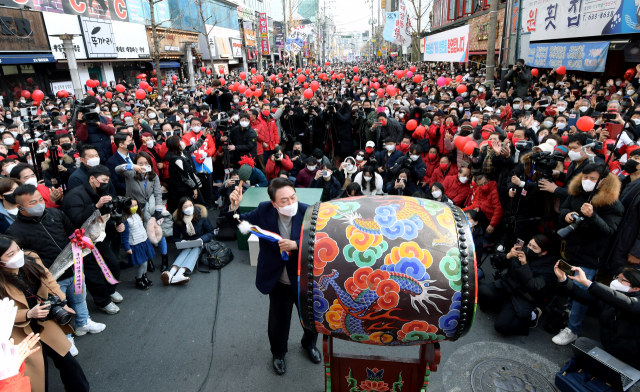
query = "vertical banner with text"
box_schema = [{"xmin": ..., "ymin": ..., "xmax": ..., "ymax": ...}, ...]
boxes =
[{"xmin": 259, "ymin": 12, "xmax": 270, "ymax": 55}]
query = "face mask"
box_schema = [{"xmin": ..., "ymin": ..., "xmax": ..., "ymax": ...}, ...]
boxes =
[
  {"xmin": 624, "ymin": 160, "xmax": 639, "ymax": 173},
  {"xmin": 183, "ymin": 206, "xmax": 194, "ymax": 216},
  {"xmin": 322, "ymin": 172, "xmax": 331, "ymax": 179},
  {"xmin": 191, "ymin": 126, "xmax": 201, "ymax": 133},
  {"xmin": 61, "ymin": 143, "xmax": 72, "ymax": 151},
  {"xmin": 386, "ymin": 145, "xmax": 395, "ymax": 152},
  {"xmin": 440, "ymin": 163, "xmax": 449, "ymax": 171},
  {"xmin": 307, "ymin": 165, "xmax": 317, "ymax": 171},
  {"xmin": 610, "ymin": 279, "xmax": 631, "ymax": 292},
  {"xmin": 96, "ymin": 182, "xmax": 109, "ymax": 194},
  {"xmin": 278, "ymin": 97, "xmax": 283, "ymax": 102},
  {"xmin": 2, "ymin": 249, "xmax": 24, "ymax": 269},
  {"xmin": 278, "ymin": 201, "xmax": 298, "ymax": 217},
  {"xmin": 524, "ymin": 246, "xmax": 541, "ymax": 260},
  {"xmin": 356, "ymin": 156, "xmax": 364, "ymax": 161},
  {"xmin": 461, "ymin": 92, "xmax": 467, "ymax": 97},
  {"xmin": 558, "ymin": 106, "xmax": 566, "ymax": 113},
  {"xmin": 577, "ymin": 106, "xmax": 589, "ymax": 113},
  {"xmin": 543, "ymin": 121, "xmax": 554, "ymax": 128},
  {"xmin": 470, "ymin": 116, "xmax": 479, "ymax": 123},
  {"xmin": 5, "ymin": 115, "xmax": 10, "ymax": 119},
  {"xmin": 24, "ymin": 177, "xmax": 38, "ymax": 187},
  {"xmin": 568, "ymin": 150, "xmax": 583, "ymax": 161},
  {"xmin": 183, "ymin": 109, "xmax": 189, "ymax": 113},
  {"xmin": 432, "ymin": 190, "xmax": 442, "ymax": 198},
  {"xmin": 380, "ymin": 119, "xmax": 387, "ymax": 126},
  {"xmin": 84, "ymin": 157, "xmax": 100, "ymax": 167},
  {"xmin": 239, "ymin": 121, "xmax": 250, "ymax": 128},
  {"xmin": 145, "ymin": 139, "xmax": 155, "ymax": 149},
  {"xmin": 148, "ymin": 112, "xmax": 156, "ymax": 119},
  {"xmin": 127, "ymin": 143, "xmax": 135, "ymax": 152},
  {"xmin": 616, "ymin": 81, "xmax": 621, "ymax": 86},
  {"xmin": 3, "ymin": 138, "xmax": 14, "ymax": 146},
  {"xmin": 346, "ymin": 164, "xmax": 354, "ymax": 171},
  {"xmin": 556, "ymin": 122, "xmax": 567, "ymax": 130},
  {"xmin": 582, "ymin": 179, "xmax": 596, "ymax": 192},
  {"xmin": 524, "ymin": 104, "xmax": 531, "ymax": 110},
  {"xmin": 234, "ymin": 99, "xmax": 240, "ymax": 104},
  {"xmin": 478, "ymin": 87, "xmax": 485, "ymax": 93},
  {"xmin": 130, "ymin": 206, "xmax": 138, "ymax": 214},
  {"xmin": 363, "ymin": 176, "xmax": 372, "ymax": 182},
  {"xmin": 24, "ymin": 202, "xmax": 45, "ymax": 217},
  {"xmin": 125, "ymin": 106, "xmax": 131, "ymax": 111},
  {"xmin": 513, "ymin": 104, "xmax": 521, "ymax": 110},
  {"xmin": 633, "ymin": 118, "xmax": 640, "ymax": 125},
  {"xmin": 629, "ymin": 90, "xmax": 636, "ymax": 96},
  {"xmin": 410, "ymin": 155, "xmax": 420, "ymax": 161},
  {"xmin": 459, "ymin": 175, "xmax": 469, "ymax": 184}
]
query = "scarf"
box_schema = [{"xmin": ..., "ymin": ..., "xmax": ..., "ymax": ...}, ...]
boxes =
[
  {"xmin": 183, "ymin": 214, "xmax": 196, "ymax": 236},
  {"xmin": 482, "ymin": 145, "xmax": 496, "ymax": 174}
]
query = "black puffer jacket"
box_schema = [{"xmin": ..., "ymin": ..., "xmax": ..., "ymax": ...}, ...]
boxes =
[
  {"xmin": 6, "ymin": 208, "xmax": 76, "ymax": 279},
  {"xmin": 559, "ymin": 173, "xmax": 624, "ymax": 270},
  {"xmin": 379, "ymin": 117, "xmax": 405, "ymax": 144},
  {"xmin": 165, "ymin": 135, "xmax": 206, "ymax": 193},
  {"xmin": 606, "ymin": 176, "xmax": 640, "ymax": 275},
  {"xmin": 229, "ymin": 124, "xmax": 258, "ymax": 162},
  {"xmin": 560, "ymin": 279, "xmax": 640, "ymax": 370},
  {"xmin": 332, "ymin": 103, "xmax": 354, "ymax": 156},
  {"xmin": 61, "ymin": 181, "xmax": 101, "ymax": 228}
]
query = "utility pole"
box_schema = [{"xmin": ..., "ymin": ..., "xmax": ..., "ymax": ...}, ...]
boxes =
[{"xmin": 485, "ymin": 0, "xmax": 499, "ymax": 88}]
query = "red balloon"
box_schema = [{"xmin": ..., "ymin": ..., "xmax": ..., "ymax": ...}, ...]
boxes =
[
  {"xmin": 251, "ymin": 77, "xmax": 257, "ymax": 84},
  {"xmin": 386, "ymin": 85, "xmax": 396, "ymax": 96},
  {"xmin": 172, "ymin": 75, "xmax": 177, "ymax": 80},
  {"xmin": 206, "ymin": 69, "xmax": 212, "ymax": 75},
  {"xmin": 100, "ymin": 81, "xmax": 107, "ymax": 88},
  {"xmin": 338, "ymin": 73, "xmax": 345, "ymax": 79},
  {"xmin": 87, "ymin": 90, "xmax": 95, "ymax": 96},
  {"xmin": 116, "ymin": 84, "xmax": 125, "ymax": 93},
  {"xmin": 220, "ymin": 78, "xmax": 226, "ymax": 86},
  {"xmin": 206, "ymin": 87, "xmax": 213, "ymax": 95},
  {"xmin": 296, "ymin": 68, "xmax": 302, "ymax": 74},
  {"xmin": 406, "ymin": 119, "xmax": 418, "ymax": 131},
  {"xmin": 153, "ymin": 69, "xmax": 157, "ymax": 75},
  {"xmin": 463, "ymin": 140, "xmax": 478, "ymax": 156},
  {"xmin": 317, "ymin": 67, "xmax": 321, "ymax": 72},
  {"xmin": 275, "ymin": 87, "xmax": 283, "ymax": 94},
  {"xmin": 373, "ymin": 77, "xmax": 377, "ymax": 82},
  {"xmin": 218, "ymin": 68, "xmax": 224, "ymax": 74},
  {"xmin": 353, "ymin": 76, "xmax": 359, "ymax": 82},
  {"xmin": 135, "ymin": 89, "xmax": 146, "ymax": 100},
  {"xmin": 454, "ymin": 136, "xmax": 470, "ymax": 150},
  {"xmin": 146, "ymin": 86, "xmax": 152, "ymax": 92},
  {"xmin": 244, "ymin": 89, "xmax": 253, "ymax": 98},
  {"xmin": 374, "ymin": 82, "xmax": 380, "ymax": 89},
  {"xmin": 278, "ymin": 72, "xmax": 283, "ymax": 78},
  {"xmin": 455, "ymin": 75, "xmax": 463, "ymax": 82},
  {"xmin": 26, "ymin": 78, "xmax": 34, "ymax": 84},
  {"xmin": 376, "ymin": 88, "xmax": 385, "ymax": 97},
  {"xmin": 172, "ymin": 80, "xmax": 176, "ymax": 84},
  {"xmin": 140, "ymin": 81, "xmax": 149, "ymax": 90},
  {"xmin": 56, "ymin": 90, "xmax": 65, "ymax": 98},
  {"xmin": 379, "ymin": 65, "xmax": 385, "ymax": 71},
  {"xmin": 305, "ymin": 69, "xmax": 310, "ymax": 75},
  {"xmin": 362, "ymin": 78, "xmax": 369, "ymax": 84},
  {"xmin": 303, "ymin": 82, "xmax": 309, "ymax": 89},
  {"xmin": 270, "ymin": 75, "xmax": 276, "ymax": 81},
  {"xmin": 161, "ymin": 80, "xmax": 165, "ymax": 86},
  {"xmin": 105, "ymin": 91, "xmax": 112, "ymax": 99},
  {"xmin": 397, "ymin": 71, "xmax": 404, "ymax": 78},
  {"xmin": 325, "ymin": 62, "xmax": 330, "ymax": 66},
  {"xmin": 353, "ymin": 66, "xmax": 359, "ymax": 73},
  {"xmin": 456, "ymin": 84, "xmax": 467, "ymax": 94},
  {"xmin": 251, "ymin": 68, "xmax": 257, "ymax": 74},
  {"xmin": 250, "ymin": 85, "xmax": 257, "ymax": 91},
  {"xmin": 256, "ymin": 75, "xmax": 264, "ymax": 83},
  {"xmin": 531, "ymin": 68, "xmax": 539, "ymax": 77},
  {"xmin": 303, "ymin": 89, "xmax": 313, "ymax": 99},
  {"xmin": 310, "ymin": 81, "xmax": 319, "ymax": 91},
  {"xmin": 297, "ymin": 74, "xmax": 306, "ymax": 83},
  {"xmin": 413, "ymin": 75, "xmax": 423, "ymax": 83},
  {"xmin": 200, "ymin": 66, "xmax": 206, "ymax": 72},
  {"xmin": 410, "ymin": 65, "xmax": 416, "ymax": 72},
  {"xmin": 240, "ymin": 72, "xmax": 247, "ymax": 80},
  {"xmin": 445, "ymin": 78, "xmax": 452, "ymax": 86},
  {"xmin": 21, "ymin": 90, "xmax": 30, "ymax": 99},
  {"xmin": 576, "ymin": 116, "xmax": 595, "ymax": 132},
  {"xmin": 556, "ymin": 66, "xmax": 566, "ymax": 75},
  {"xmin": 238, "ymin": 85, "xmax": 247, "ymax": 94}
]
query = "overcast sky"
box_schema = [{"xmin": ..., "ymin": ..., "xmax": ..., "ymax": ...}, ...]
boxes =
[{"xmin": 331, "ymin": 0, "xmax": 375, "ymax": 34}]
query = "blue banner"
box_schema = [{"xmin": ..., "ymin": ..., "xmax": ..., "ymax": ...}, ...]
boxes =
[
  {"xmin": 382, "ymin": 12, "xmax": 397, "ymax": 43},
  {"xmin": 526, "ymin": 41, "xmax": 609, "ymax": 73}
]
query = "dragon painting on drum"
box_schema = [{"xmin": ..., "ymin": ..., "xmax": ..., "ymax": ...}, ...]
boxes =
[{"xmin": 298, "ymin": 196, "xmax": 477, "ymax": 347}]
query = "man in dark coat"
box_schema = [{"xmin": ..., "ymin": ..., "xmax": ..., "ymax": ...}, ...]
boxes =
[
  {"xmin": 75, "ymin": 95, "xmax": 116, "ymax": 163},
  {"xmin": 105, "ymin": 133, "xmax": 136, "ymax": 196},
  {"xmin": 228, "ymin": 178, "xmax": 320, "ymax": 375},
  {"xmin": 228, "ymin": 112, "xmax": 258, "ymax": 165},
  {"xmin": 376, "ymin": 112, "xmax": 404, "ymax": 145},
  {"xmin": 331, "ymin": 101, "xmax": 354, "ymax": 158},
  {"xmin": 504, "ymin": 59, "xmax": 532, "ymax": 99},
  {"xmin": 203, "ymin": 80, "xmax": 233, "ymax": 112},
  {"xmin": 392, "ymin": 145, "xmax": 427, "ymax": 184}
]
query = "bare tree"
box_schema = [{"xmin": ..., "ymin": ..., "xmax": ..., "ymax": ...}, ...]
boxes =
[
  {"xmin": 405, "ymin": 0, "xmax": 434, "ymax": 61},
  {"xmin": 147, "ymin": 1, "xmax": 185, "ymax": 79},
  {"xmin": 188, "ymin": 0, "xmax": 230, "ymax": 70}
]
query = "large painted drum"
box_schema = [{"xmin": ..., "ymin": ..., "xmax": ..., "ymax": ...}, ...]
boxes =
[{"xmin": 298, "ymin": 196, "xmax": 477, "ymax": 346}]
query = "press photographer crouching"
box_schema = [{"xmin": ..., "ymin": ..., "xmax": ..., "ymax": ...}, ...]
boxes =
[
  {"xmin": 0, "ymin": 235, "xmax": 90, "ymax": 392},
  {"xmin": 553, "ymin": 263, "xmax": 640, "ymax": 372},
  {"xmin": 478, "ymin": 235, "xmax": 556, "ymax": 336}
]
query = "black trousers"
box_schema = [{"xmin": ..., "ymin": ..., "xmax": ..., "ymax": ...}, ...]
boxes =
[
  {"xmin": 84, "ymin": 240, "xmax": 120, "ymax": 308},
  {"xmin": 106, "ymin": 222, "xmax": 122, "ymax": 262},
  {"xmin": 197, "ymin": 172, "xmax": 214, "ymax": 207},
  {"xmin": 478, "ymin": 282, "xmax": 530, "ymax": 336},
  {"xmin": 268, "ymin": 282, "xmax": 318, "ymax": 359},
  {"xmin": 42, "ymin": 342, "xmax": 90, "ymax": 392}
]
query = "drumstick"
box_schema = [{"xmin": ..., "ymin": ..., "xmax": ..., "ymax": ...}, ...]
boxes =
[{"xmin": 233, "ymin": 164, "xmax": 253, "ymax": 219}]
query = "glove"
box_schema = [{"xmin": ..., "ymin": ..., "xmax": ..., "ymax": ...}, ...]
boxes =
[
  {"xmin": 0, "ymin": 340, "xmax": 20, "ymax": 380},
  {"xmin": 0, "ymin": 298, "xmax": 16, "ymax": 342},
  {"xmin": 153, "ymin": 210, "xmax": 163, "ymax": 221}
]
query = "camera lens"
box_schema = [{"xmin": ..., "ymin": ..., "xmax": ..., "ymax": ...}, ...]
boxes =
[{"xmin": 50, "ymin": 305, "xmax": 73, "ymax": 325}]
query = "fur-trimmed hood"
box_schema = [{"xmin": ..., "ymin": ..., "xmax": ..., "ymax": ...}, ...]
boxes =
[
  {"xmin": 41, "ymin": 154, "xmax": 75, "ymax": 171},
  {"xmin": 568, "ymin": 172, "xmax": 621, "ymax": 208},
  {"xmin": 172, "ymin": 203, "xmax": 208, "ymax": 220}
]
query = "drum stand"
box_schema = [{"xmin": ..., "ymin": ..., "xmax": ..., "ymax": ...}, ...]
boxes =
[{"xmin": 322, "ymin": 335, "xmax": 441, "ymax": 392}]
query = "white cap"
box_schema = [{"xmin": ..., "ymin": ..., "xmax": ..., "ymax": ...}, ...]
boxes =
[
  {"xmin": 537, "ymin": 143, "xmax": 554, "ymax": 153},
  {"xmin": 483, "ymin": 107, "xmax": 494, "ymax": 112},
  {"xmin": 366, "ymin": 140, "xmax": 375, "ymax": 148}
]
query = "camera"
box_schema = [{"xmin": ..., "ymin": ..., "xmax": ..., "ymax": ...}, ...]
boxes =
[
  {"xmin": 516, "ymin": 64, "xmax": 523, "ymax": 73},
  {"xmin": 586, "ymin": 138, "xmax": 603, "ymax": 152},
  {"xmin": 530, "ymin": 150, "xmax": 564, "ymax": 181},
  {"xmin": 100, "ymin": 196, "xmax": 133, "ymax": 224},
  {"xmin": 402, "ymin": 157, "xmax": 412, "ymax": 168},
  {"xmin": 39, "ymin": 294, "xmax": 72, "ymax": 325},
  {"xmin": 75, "ymin": 99, "xmax": 99, "ymax": 123},
  {"xmin": 603, "ymin": 112, "xmax": 617, "ymax": 121},
  {"xmin": 489, "ymin": 254, "xmax": 509, "ymax": 281},
  {"xmin": 515, "ymin": 140, "xmax": 534, "ymax": 151},
  {"xmin": 557, "ymin": 213, "xmax": 585, "ymax": 239}
]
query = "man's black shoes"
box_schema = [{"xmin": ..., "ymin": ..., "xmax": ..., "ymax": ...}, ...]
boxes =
[
  {"xmin": 272, "ymin": 357, "xmax": 286, "ymax": 375},
  {"xmin": 305, "ymin": 347, "xmax": 322, "ymax": 364}
]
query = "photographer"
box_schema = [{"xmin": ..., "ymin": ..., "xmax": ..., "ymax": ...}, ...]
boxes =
[
  {"xmin": 331, "ymin": 100, "xmax": 355, "ymax": 159},
  {"xmin": 309, "ymin": 163, "xmax": 341, "ymax": 202},
  {"xmin": 286, "ymin": 142, "xmax": 307, "ymax": 179},
  {"xmin": 228, "ymin": 112, "xmax": 258, "ymax": 165},
  {"xmin": 553, "ymin": 163, "xmax": 624, "ymax": 346},
  {"xmin": 75, "ymin": 96, "xmax": 116, "ymax": 163},
  {"xmin": 203, "ymin": 80, "xmax": 233, "ymax": 112},
  {"xmin": 386, "ymin": 168, "xmax": 419, "ymax": 196},
  {"xmin": 504, "ymin": 59, "xmax": 532, "ymax": 99},
  {"xmin": 478, "ymin": 235, "xmax": 555, "ymax": 336},
  {"xmin": 306, "ymin": 100, "xmax": 325, "ymax": 153},
  {"xmin": 392, "ymin": 145, "xmax": 427, "ymax": 184},
  {"xmin": 553, "ymin": 264, "xmax": 640, "ymax": 371},
  {"xmin": 265, "ymin": 146, "xmax": 293, "ymax": 182},
  {"xmin": 375, "ymin": 136, "xmax": 403, "ymax": 183},
  {"xmin": 0, "ymin": 237, "xmax": 90, "ymax": 392},
  {"xmin": 61, "ymin": 165, "xmax": 124, "ymax": 315}
]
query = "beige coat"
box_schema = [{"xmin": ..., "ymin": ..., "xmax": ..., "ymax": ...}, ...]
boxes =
[{"xmin": 5, "ymin": 252, "xmax": 73, "ymax": 392}]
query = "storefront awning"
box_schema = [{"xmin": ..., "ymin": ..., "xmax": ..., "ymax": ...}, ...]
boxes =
[
  {"xmin": 149, "ymin": 61, "xmax": 182, "ymax": 69},
  {"xmin": 0, "ymin": 54, "xmax": 56, "ymax": 64},
  {"xmin": 526, "ymin": 41, "xmax": 610, "ymax": 73}
]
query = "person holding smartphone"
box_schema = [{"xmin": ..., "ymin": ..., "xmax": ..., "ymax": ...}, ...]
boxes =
[{"xmin": 309, "ymin": 163, "xmax": 341, "ymax": 202}]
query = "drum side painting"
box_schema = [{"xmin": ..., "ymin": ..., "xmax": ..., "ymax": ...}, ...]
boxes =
[{"xmin": 298, "ymin": 196, "xmax": 477, "ymax": 346}]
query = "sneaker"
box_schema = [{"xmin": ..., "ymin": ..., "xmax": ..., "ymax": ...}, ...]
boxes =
[
  {"xmin": 99, "ymin": 302, "xmax": 120, "ymax": 315},
  {"xmin": 161, "ymin": 271, "xmax": 171, "ymax": 286},
  {"xmin": 110, "ymin": 291, "xmax": 123, "ymax": 303},
  {"xmin": 67, "ymin": 336, "xmax": 78, "ymax": 357},
  {"xmin": 552, "ymin": 327, "xmax": 578, "ymax": 346},
  {"xmin": 170, "ymin": 271, "xmax": 190, "ymax": 285},
  {"xmin": 75, "ymin": 318, "xmax": 106, "ymax": 336},
  {"xmin": 530, "ymin": 307, "xmax": 542, "ymax": 329},
  {"xmin": 496, "ymin": 245, "xmax": 505, "ymax": 253}
]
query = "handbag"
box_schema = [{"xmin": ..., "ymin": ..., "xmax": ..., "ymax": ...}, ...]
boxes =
[{"xmin": 197, "ymin": 240, "xmax": 234, "ymax": 273}]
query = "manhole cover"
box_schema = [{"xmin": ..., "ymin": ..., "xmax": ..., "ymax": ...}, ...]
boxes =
[{"xmin": 471, "ymin": 358, "xmax": 556, "ymax": 392}]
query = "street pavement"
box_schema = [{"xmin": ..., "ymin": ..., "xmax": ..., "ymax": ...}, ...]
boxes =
[{"xmin": 49, "ymin": 210, "xmax": 600, "ymax": 392}]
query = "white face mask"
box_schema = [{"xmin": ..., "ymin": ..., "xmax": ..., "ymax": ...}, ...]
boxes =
[
  {"xmin": 239, "ymin": 121, "xmax": 250, "ymax": 128},
  {"xmin": 579, "ymin": 106, "xmax": 588, "ymax": 113},
  {"xmin": 323, "ymin": 172, "xmax": 331, "ymax": 179},
  {"xmin": 278, "ymin": 201, "xmax": 298, "ymax": 217},
  {"xmin": 24, "ymin": 177, "xmax": 38, "ymax": 186},
  {"xmin": 610, "ymin": 279, "xmax": 631, "ymax": 292},
  {"xmin": 307, "ymin": 165, "xmax": 316, "ymax": 171},
  {"xmin": 146, "ymin": 140, "xmax": 154, "ymax": 148},
  {"xmin": 478, "ymin": 87, "xmax": 485, "ymax": 93},
  {"xmin": 183, "ymin": 206, "xmax": 194, "ymax": 215},
  {"xmin": 628, "ymin": 90, "xmax": 636, "ymax": 96},
  {"xmin": 148, "ymin": 112, "xmax": 156, "ymax": 119},
  {"xmin": 470, "ymin": 117, "xmax": 479, "ymax": 123},
  {"xmin": 524, "ymin": 104, "xmax": 532, "ymax": 110},
  {"xmin": 543, "ymin": 121, "xmax": 554, "ymax": 128},
  {"xmin": 356, "ymin": 156, "xmax": 364, "ymax": 161},
  {"xmin": 513, "ymin": 104, "xmax": 520, "ymax": 110},
  {"xmin": 495, "ymin": 110, "xmax": 501, "ymax": 115},
  {"xmin": 363, "ymin": 176, "xmax": 372, "ymax": 182},
  {"xmin": 232, "ymin": 114, "xmax": 239, "ymax": 121},
  {"xmin": 191, "ymin": 126, "xmax": 201, "ymax": 133},
  {"xmin": 459, "ymin": 176, "xmax": 468, "ymax": 183},
  {"xmin": 346, "ymin": 164, "xmax": 354, "ymax": 171},
  {"xmin": 2, "ymin": 249, "xmax": 24, "ymax": 269},
  {"xmin": 568, "ymin": 150, "xmax": 583, "ymax": 161},
  {"xmin": 386, "ymin": 145, "xmax": 395, "ymax": 152},
  {"xmin": 582, "ymin": 179, "xmax": 596, "ymax": 192},
  {"xmin": 86, "ymin": 157, "xmax": 100, "ymax": 167},
  {"xmin": 432, "ymin": 190, "xmax": 442, "ymax": 198},
  {"xmin": 556, "ymin": 122, "xmax": 567, "ymax": 130},
  {"xmin": 234, "ymin": 99, "xmax": 239, "ymax": 103},
  {"xmin": 3, "ymin": 138, "xmax": 14, "ymax": 145},
  {"xmin": 410, "ymin": 154, "xmax": 420, "ymax": 161},
  {"xmin": 558, "ymin": 106, "xmax": 566, "ymax": 113},
  {"xmin": 633, "ymin": 118, "xmax": 640, "ymax": 125}
]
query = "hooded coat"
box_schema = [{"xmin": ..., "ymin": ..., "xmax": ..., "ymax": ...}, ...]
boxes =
[
  {"xmin": 559, "ymin": 173, "xmax": 624, "ymax": 270},
  {"xmin": 463, "ymin": 181, "xmax": 504, "ymax": 227}
]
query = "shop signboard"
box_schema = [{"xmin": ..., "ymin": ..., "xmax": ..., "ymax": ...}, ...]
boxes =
[
  {"xmin": 4, "ymin": 0, "xmax": 131, "ymax": 22},
  {"xmin": 43, "ymin": 13, "xmax": 88, "ymax": 59},
  {"xmin": 259, "ymin": 12, "xmax": 269, "ymax": 55},
  {"xmin": 274, "ymin": 21, "xmax": 284, "ymax": 48},
  {"xmin": 51, "ymin": 81, "xmax": 75, "ymax": 96},
  {"xmin": 423, "ymin": 24, "xmax": 469, "ymax": 62},
  {"xmin": 112, "ymin": 20, "xmax": 150, "ymax": 58},
  {"xmin": 231, "ymin": 38, "xmax": 243, "ymax": 57},
  {"xmin": 0, "ymin": 8, "xmax": 50, "ymax": 52},
  {"xmin": 285, "ymin": 23, "xmax": 314, "ymax": 54},
  {"xmin": 80, "ymin": 16, "xmax": 118, "ymax": 58},
  {"xmin": 526, "ymin": 41, "xmax": 609, "ymax": 73},
  {"xmin": 527, "ymin": 0, "xmax": 640, "ymax": 42}
]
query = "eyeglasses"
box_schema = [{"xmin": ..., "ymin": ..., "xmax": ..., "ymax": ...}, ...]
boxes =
[{"xmin": 614, "ymin": 275, "xmax": 630, "ymax": 284}]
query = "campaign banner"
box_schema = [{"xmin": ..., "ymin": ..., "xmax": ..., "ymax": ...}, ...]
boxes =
[
  {"xmin": 527, "ymin": 0, "xmax": 640, "ymax": 42},
  {"xmin": 285, "ymin": 24, "xmax": 314, "ymax": 54},
  {"xmin": 526, "ymin": 41, "xmax": 609, "ymax": 73},
  {"xmin": 259, "ymin": 12, "xmax": 269, "ymax": 55},
  {"xmin": 394, "ymin": 0, "xmax": 411, "ymax": 47},
  {"xmin": 231, "ymin": 38, "xmax": 243, "ymax": 57},
  {"xmin": 382, "ymin": 12, "xmax": 398, "ymax": 42},
  {"xmin": 4, "ymin": 0, "xmax": 130, "ymax": 22},
  {"xmin": 423, "ymin": 24, "xmax": 469, "ymax": 62}
]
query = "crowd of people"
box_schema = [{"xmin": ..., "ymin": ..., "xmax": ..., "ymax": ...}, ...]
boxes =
[{"xmin": 0, "ymin": 58, "xmax": 640, "ymax": 389}]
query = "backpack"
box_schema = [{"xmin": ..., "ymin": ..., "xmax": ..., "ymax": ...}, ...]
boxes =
[{"xmin": 197, "ymin": 240, "xmax": 234, "ymax": 273}]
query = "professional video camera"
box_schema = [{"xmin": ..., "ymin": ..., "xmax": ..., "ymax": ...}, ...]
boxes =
[
  {"xmin": 530, "ymin": 150, "xmax": 564, "ymax": 181},
  {"xmin": 100, "ymin": 196, "xmax": 133, "ymax": 224},
  {"xmin": 74, "ymin": 99, "xmax": 99, "ymax": 124}
]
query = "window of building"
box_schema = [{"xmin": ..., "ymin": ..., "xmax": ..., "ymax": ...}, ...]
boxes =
[{"xmin": 448, "ymin": 0, "xmax": 456, "ymax": 21}]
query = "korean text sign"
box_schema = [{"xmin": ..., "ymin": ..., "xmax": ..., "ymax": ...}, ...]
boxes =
[
  {"xmin": 259, "ymin": 12, "xmax": 269, "ymax": 55},
  {"xmin": 423, "ymin": 25, "xmax": 469, "ymax": 62},
  {"xmin": 526, "ymin": 41, "xmax": 609, "ymax": 73}
]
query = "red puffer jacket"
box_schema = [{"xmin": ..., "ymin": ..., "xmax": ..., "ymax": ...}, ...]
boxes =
[
  {"xmin": 463, "ymin": 181, "xmax": 503, "ymax": 227},
  {"xmin": 421, "ymin": 155, "xmax": 440, "ymax": 183},
  {"xmin": 427, "ymin": 122, "xmax": 455, "ymax": 155},
  {"xmin": 265, "ymin": 155, "xmax": 293, "ymax": 181},
  {"xmin": 429, "ymin": 164, "xmax": 457, "ymax": 186},
  {"xmin": 442, "ymin": 175, "xmax": 471, "ymax": 207}
]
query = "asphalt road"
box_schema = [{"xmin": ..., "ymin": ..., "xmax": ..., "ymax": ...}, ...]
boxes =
[{"xmin": 48, "ymin": 210, "xmax": 600, "ymax": 392}]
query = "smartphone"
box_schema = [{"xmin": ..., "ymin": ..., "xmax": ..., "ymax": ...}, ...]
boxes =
[
  {"xmin": 29, "ymin": 106, "xmax": 38, "ymax": 116},
  {"xmin": 20, "ymin": 107, "xmax": 27, "ymax": 117},
  {"xmin": 320, "ymin": 171, "xmax": 328, "ymax": 176},
  {"xmin": 525, "ymin": 111, "xmax": 532, "ymax": 119},
  {"xmin": 516, "ymin": 238, "xmax": 524, "ymax": 251},
  {"xmin": 373, "ymin": 121, "xmax": 382, "ymax": 127},
  {"xmin": 553, "ymin": 90, "xmax": 559, "ymax": 96},
  {"xmin": 539, "ymin": 99, "xmax": 549, "ymax": 106},
  {"xmin": 142, "ymin": 165, "xmax": 152, "ymax": 173},
  {"xmin": 558, "ymin": 260, "xmax": 574, "ymax": 275},
  {"xmin": 464, "ymin": 110, "xmax": 470, "ymax": 117},
  {"xmin": 603, "ymin": 112, "xmax": 616, "ymax": 120}
]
